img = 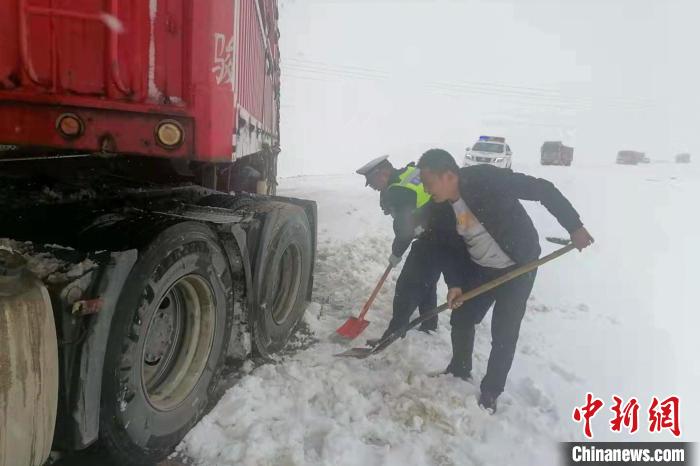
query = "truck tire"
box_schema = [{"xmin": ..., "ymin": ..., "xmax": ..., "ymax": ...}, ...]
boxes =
[
  {"xmin": 252, "ymin": 204, "xmax": 313, "ymax": 357},
  {"xmin": 99, "ymin": 221, "xmax": 234, "ymax": 466}
]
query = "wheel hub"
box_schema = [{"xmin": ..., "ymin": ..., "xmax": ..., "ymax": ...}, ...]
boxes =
[
  {"xmin": 143, "ymin": 295, "xmax": 182, "ymax": 370},
  {"xmin": 270, "ymin": 245, "xmax": 302, "ymax": 325},
  {"xmin": 141, "ymin": 274, "xmax": 216, "ymax": 411}
]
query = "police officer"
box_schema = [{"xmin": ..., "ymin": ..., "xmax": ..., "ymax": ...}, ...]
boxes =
[{"xmin": 356, "ymin": 155, "xmax": 440, "ymax": 337}]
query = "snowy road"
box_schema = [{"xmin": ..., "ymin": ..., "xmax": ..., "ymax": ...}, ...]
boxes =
[{"xmin": 179, "ymin": 162, "xmax": 699, "ymax": 466}]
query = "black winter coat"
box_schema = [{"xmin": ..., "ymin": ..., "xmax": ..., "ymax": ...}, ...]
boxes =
[{"xmin": 425, "ymin": 164, "xmax": 584, "ymax": 288}]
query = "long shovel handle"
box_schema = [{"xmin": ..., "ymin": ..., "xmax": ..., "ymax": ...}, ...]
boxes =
[
  {"xmin": 356, "ymin": 264, "xmax": 393, "ymax": 320},
  {"xmin": 369, "ymin": 243, "xmax": 575, "ymax": 354}
]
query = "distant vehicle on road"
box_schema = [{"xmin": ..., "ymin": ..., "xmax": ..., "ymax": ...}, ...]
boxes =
[
  {"xmin": 616, "ymin": 150, "xmax": 646, "ymax": 165},
  {"xmin": 464, "ymin": 136, "xmax": 512, "ymax": 168},
  {"xmin": 540, "ymin": 141, "xmax": 573, "ymax": 166},
  {"xmin": 675, "ymin": 153, "xmax": 691, "ymax": 164}
]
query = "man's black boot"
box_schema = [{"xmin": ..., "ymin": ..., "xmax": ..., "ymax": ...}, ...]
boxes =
[
  {"xmin": 478, "ymin": 391, "xmax": 499, "ymax": 414},
  {"xmin": 444, "ymin": 360, "xmax": 472, "ymax": 382}
]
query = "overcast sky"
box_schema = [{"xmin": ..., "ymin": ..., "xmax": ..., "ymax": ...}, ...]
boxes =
[{"xmin": 276, "ymin": 0, "xmax": 700, "ymax": 176}]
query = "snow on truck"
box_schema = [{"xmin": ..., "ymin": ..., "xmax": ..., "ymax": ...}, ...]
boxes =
[
  {"xmin": 540, "ymin": 141, "xmax": 573, "ymax": 166},
  {"xmin": 0, "ymin": 1, "xmax": 317, "ymax": 465},
  {"xmin": 463, "ymin": 136, "xmax": 513, "ymax": 169}
]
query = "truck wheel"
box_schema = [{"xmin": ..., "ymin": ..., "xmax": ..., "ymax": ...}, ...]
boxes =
[
  {"xmin": 99, "ymin": 221, "xmax": 233, "ymax": 466},
  {"xmin": 252, "ymin": 204, "xmax": 312, "ymax": 357}
]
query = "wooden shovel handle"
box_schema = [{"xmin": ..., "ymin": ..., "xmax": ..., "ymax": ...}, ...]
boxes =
[
  {"xmin": 357, "ymin": 264, "xmax": 393, "ymax": 320},
  {"xmin": 452, "ymin": 243, "xmax": 576, "ymax": 306},
  {"xmin": 367, "ymin": 243, "xmax": 577, "ymax": 355}
]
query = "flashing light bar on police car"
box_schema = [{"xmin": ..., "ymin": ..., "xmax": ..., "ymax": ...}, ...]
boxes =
[{"xmin": 479, "ymin": 136, "xmax": 506, "ymax": 143}]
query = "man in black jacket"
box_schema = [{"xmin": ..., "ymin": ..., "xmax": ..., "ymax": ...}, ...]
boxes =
[
  {"xmin": 416, "ymin": 149, "xmax": 594, "ymax": 413},
  {"xmin": 356, "ymin": 155, "xmax": 440, "ymax": 336}
]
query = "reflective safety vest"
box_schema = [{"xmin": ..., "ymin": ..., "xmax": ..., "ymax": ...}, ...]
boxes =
[{"xmin": 388, "ymin": 166, "xmax": 431, "ymax": 210}]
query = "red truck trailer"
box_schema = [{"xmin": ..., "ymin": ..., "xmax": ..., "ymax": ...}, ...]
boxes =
[{"xmin": 0, "ymin": 1, "xmax": 316, "ymax": 465}]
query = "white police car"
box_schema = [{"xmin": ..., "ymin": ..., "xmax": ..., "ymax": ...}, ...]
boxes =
[{"xmin": 464, "ymin": 136, "xmax": 513, "ymax": 169}]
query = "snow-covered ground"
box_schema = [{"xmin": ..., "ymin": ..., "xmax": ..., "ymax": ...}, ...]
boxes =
[{"xmin": 179, "ymin": 162, "xmax": 699, "ymax": 466}]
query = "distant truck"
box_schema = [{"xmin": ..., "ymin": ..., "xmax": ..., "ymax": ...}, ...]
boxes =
[
  {"xmin": 675, "ymin": 153, "xmax": 691, "ymax": 164},
  {"xmin": 464, "ymin": 136, "xmax": 512, "ymax": 169},
  {"xmin": 540, "ymin": 141, "xmax": 573, "ymax": 166},
  {"xmin": 616, "ymin": 150, "xmax": 646, "ymax": 165}
]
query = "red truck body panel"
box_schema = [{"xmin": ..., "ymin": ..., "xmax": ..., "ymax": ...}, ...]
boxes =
[{"xmin": 0, "ymin": 0, "xmax": 280, "ymax": 162}]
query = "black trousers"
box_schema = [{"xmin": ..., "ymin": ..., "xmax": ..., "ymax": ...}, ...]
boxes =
[
  {"xmin": 450, "ymin": 261, "xmax": 536, "ymax": 395},
  {"xmin": 384, "ymin": 237, "xmax": 441, "ymax": 337}
]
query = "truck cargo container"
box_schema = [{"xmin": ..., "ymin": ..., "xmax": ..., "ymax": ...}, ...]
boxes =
[
  {"xmin": 0, "ymin": 1, "xmax": 316, "ymax": 465},
  {"xmin": 540, "ymin": 141, "xmax": 573, "ymax": 166},
  {"xmin": 616, "ymin": 150, "xmax": 645, "ymax": 165}
]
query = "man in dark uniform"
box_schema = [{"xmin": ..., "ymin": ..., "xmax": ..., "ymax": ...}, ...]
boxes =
[
  {"xmin": 416, "ymin": 149, "xmax": 594, "ymax": 413},
  {"xmin": 356, "ymin": 155, "xmax": 440, "ymax": 337}
]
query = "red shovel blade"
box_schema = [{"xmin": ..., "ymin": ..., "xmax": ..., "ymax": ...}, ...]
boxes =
[
  {"xmin": 335, "ymin": 317, "xmax": 370, "ymax": 339},
  {"xmin": 335, "ymin": 264, "xmax": 392, "ymax": 339}
]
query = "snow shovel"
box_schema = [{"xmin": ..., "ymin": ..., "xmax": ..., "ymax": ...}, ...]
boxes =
[
  {"xmin": 335, "ymin": 263, "xmax": 393, "ymax": 339},
  {"xmin": 335, "ymin": 241, "xmax": 576, "ymax": 359}
]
